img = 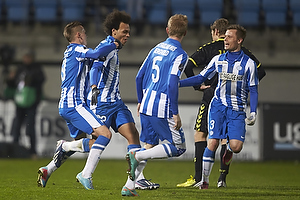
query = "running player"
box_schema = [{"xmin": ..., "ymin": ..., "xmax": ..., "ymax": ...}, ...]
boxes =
[
  {"xmin": 37, "ymin": 21, "xmax": 120, "ymax": 189},
  {"xmin": 179, "ymin": 24, "xmax": 259, "ymax": 189},
  {"xmin": 85, "ymin": 9, "xmax": 158, "ymax": 196},
  {"xmin": 177, "ymin": 18, "xmax": 266, "ymax": 188}
]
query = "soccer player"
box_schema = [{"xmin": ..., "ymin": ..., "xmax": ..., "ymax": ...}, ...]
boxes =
[
  {"xmin": 179, "ymin": 24, "xmax": 259, "ymax": 189},
  {"xmin": 85, "ymin": 9, "xmax": 158, "ymax": 196},
  {"xmin": 125, "ymin": 14, "xmax": 188, "ymax": 195},
  {"xmin": 177, "ymin": 19, "xmax": 266, "ymax": 188},
  {"xmin": 37, "ymin": 21, "xmax": 120, "ymax": 189}
]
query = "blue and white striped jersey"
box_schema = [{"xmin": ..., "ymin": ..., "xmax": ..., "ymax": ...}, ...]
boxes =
[
  {"xmin": 136, "ymin": 38, "xmax": 188, "ymax": 118},
  {"xmin": 200, "ymin": 51, "xmax": 258, "ymax": 111},
  {"xmin": 59, "ymin": 41, "xmax": 116, "ymax": 109},
  {"xmin": 89, "ymin": 36, "xmax": 121, "ymax": 103}
]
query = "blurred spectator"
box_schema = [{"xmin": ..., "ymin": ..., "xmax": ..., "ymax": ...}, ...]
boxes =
[{"xmin": 6, "ymin": 51, "xmax": 45, "ymax": 159}]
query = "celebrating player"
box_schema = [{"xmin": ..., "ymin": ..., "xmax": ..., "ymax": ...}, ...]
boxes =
[
  {"xmin": 84, "ymin": 9, "xmax": 158, "ymax": 196},
  {"xmin": 177, "ymin": 18, "xmax": 266, "ymax": 188},
  {"xmin": 179, "ymin": 24, "xmax": 259, "ymax": 189},
  {"xmin": 37, "ymin": 21, "xmax": 120, "ymax": 189},
  {"xmin": 125, "ymin": 14, "xmax": 189, "ymax": 195}
]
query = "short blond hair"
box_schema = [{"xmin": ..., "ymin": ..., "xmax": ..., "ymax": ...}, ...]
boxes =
[
  {"xmin": 167, "ymin": 14, "xmax": 188, "ymax": 38},
  {"xmin": 63, "ymin": 21, "xmax": 84, "ymax": 42}
]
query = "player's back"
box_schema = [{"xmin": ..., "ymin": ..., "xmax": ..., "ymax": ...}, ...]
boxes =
[{"xmin": 139, "ymin": 38, "xmax": 187, "ymax": 118}]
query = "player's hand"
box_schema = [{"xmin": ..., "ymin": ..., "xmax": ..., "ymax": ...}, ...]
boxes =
[
  {"xmin": 245, "ymin": 112, "xmax": 256, "ymax": 126},
  {"xmin": 114, "ymin": 39, "xmax": 122, "ymax": 49},
  {"xmin": 199, "ymin": 84, "xmax": 210, "ymax": 91},
  {"xmin": 173, "ymin": 114, "xmax": 182, "ymax": 131},
  {"xmin": 91, "ymin": 87, "xmax": 100, "ymax": 105}
]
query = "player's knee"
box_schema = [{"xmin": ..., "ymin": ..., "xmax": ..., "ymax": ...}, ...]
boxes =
[
  {"xmin": 194, "ymin": 130, "xmax": 208, "ymax": 141},
  {"xmin": 229, "ymin": 143, "xmax": 243, "ymax": 153},
  {"xmin": 163, "ymin": 143, "xmax": 186, "ymax": 157},
  {"xmin": 93, "ymin": 126, "xmax": 112, "ymax": 139}
]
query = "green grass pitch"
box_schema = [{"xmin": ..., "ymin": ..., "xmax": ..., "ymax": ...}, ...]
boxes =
[{"xmin": 0, "ymin": 158, "xmax": 299, "ymax": 200}]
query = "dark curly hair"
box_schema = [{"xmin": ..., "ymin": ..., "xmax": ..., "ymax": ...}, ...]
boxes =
[{"xmin": 103, "ymin": 9, "xmax": 131, "ymax": 36}]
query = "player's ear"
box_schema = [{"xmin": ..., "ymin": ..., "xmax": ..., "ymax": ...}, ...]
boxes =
[
  {"xmin": 237, "ymin": 37, "xmax": 243, "ymax": 45},
  {"xmin": 215, "ymin": 29, "xmax": 220, "ymax": 36},
  {"xmin": 112, "ymin": 28, "xmax": 117, "ymax": 36}
]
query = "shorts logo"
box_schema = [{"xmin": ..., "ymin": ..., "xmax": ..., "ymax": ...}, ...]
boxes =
[
  {"xmin": 195, "ymin": 104, "xmax": 205, "ymax": 131},
  {"xmin": 97, "ymin": 115, "xmax": 106, "ymax": 123}
]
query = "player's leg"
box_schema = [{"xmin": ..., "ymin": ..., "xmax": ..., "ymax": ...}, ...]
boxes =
[
  {"xmin": 200, "ymin": 138, "xmax": 219, "ymax": 189},
  {"xmin": 118, "ymin": 122, "xmax": 141, "ymax": 194},
  {"xmin": 126, "ymin": 114, "xmax": 186, "ymax": 181},
  {"xmin": 217, "ymin": 110, "xmax": 246, "ymax": 188},
  {"xmin": 134, "ymin": 143, "xmax": 160, "ymax": 190},
  {"xmin": 60, "ymin": 105, "xmax": 111, "ymax": 190},
  {"xmin": 37, "ymin": 128, "xmax": 92, "ymax": 187},
  {"xmin": 77, "ymin": 125, "xmax": 111, "ymax": 190},
  {"xmin": 134, "ymin": 114, "xmax": 160, "ymax": 190},
  {"xmin": 177, "ymin": 102, "xmax": 208, "ymax": 187},
  {"xmin": 218, "ymin": 139, "xmax": 230, "ymax": 188},
  {"xmin": 199, "ymin": 101, "xmax": 226, "ymax": 189},
  {"xmin": 114, "ymin": 106, "xmax": 159, "ymax": 193}
]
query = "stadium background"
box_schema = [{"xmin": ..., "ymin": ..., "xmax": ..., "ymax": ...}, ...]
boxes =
[{"xmin": 0, "ymin": 0, "xmax": 299, "ymax": 160}]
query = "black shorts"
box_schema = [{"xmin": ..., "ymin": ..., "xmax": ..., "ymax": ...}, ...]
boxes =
[
  {"xmin": 194, "ymin": 100, "xmax": 209, "ymax": 133},
  {"xmin": 194, "ymin": 87, "xmax": 215, "ymax": 133}
]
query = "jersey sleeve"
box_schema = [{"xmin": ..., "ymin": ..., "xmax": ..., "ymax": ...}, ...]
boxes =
[
  {"xmin": 90, "ymin": 60, "xmax": 103, "ymax": 87},
  {"xmin": 86, "ymin": 41, "xmax": 116, "ymax": 59},
  {"xmin": 170, "ymin": 53, "xmax": 188, "ymax": 77},
  {"xmin": 136, "ymin": 54, "xmax": 149, "ymax": 103},
  {"xmin": 247, "ymin": 59, "xmax": 259, "ymax": 87},
  {"xmin": 168, "ymin": 74, "xmax": 179, "ymax": 115},
  {"xmin": 249, "ymin": 85, "xmax": 258, "ymax": 113}
]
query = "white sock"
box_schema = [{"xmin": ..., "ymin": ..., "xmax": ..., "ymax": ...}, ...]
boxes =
[
  {"xmin": 201, "ymin": 160, "xmax": 214, "ymax": 184},
  {"xmin": 46, "ymin": 160, "xmax": 57, "ymax": 175},
  {"xmin": 124, "ymin": 160, "xmax": 147, "ymax": 189},
  {"xmin": 124, "ymin": 176, "xmax": 135, "ymax": 190},
  {"xmin": 81, "ymin": 148, "xmax": 102, "ymax": 178},
  {"xmin": 136, "ymin": 160, "xmax": 147, "ymax": 181},
  {"xmin": 135, "ymin": 145, "xmax": 168, "ymax": 161},
  {"xmin": 81, "ymin": 136, "xmax": 110, "ymax": 178},
  {"xmin": 62, "ymin": 139, "xmax": 84, "ymax": 152}
]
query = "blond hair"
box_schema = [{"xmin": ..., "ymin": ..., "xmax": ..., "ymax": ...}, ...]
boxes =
[
  {"xmin": 63, "ymin": 21, "xmax": 84, "ymax": 42},
  {"xmin": 167, "ymin": 14, "xmax": 188, "ymax": 38}
]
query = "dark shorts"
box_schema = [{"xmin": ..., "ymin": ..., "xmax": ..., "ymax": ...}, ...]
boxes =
[
  {"xmin": 194, "ymin": 87, "xmax": 215, "ymax": 133},
  {"xmin": 194, "ymin": 100, "xmax": 209, "ymax": 133}
]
